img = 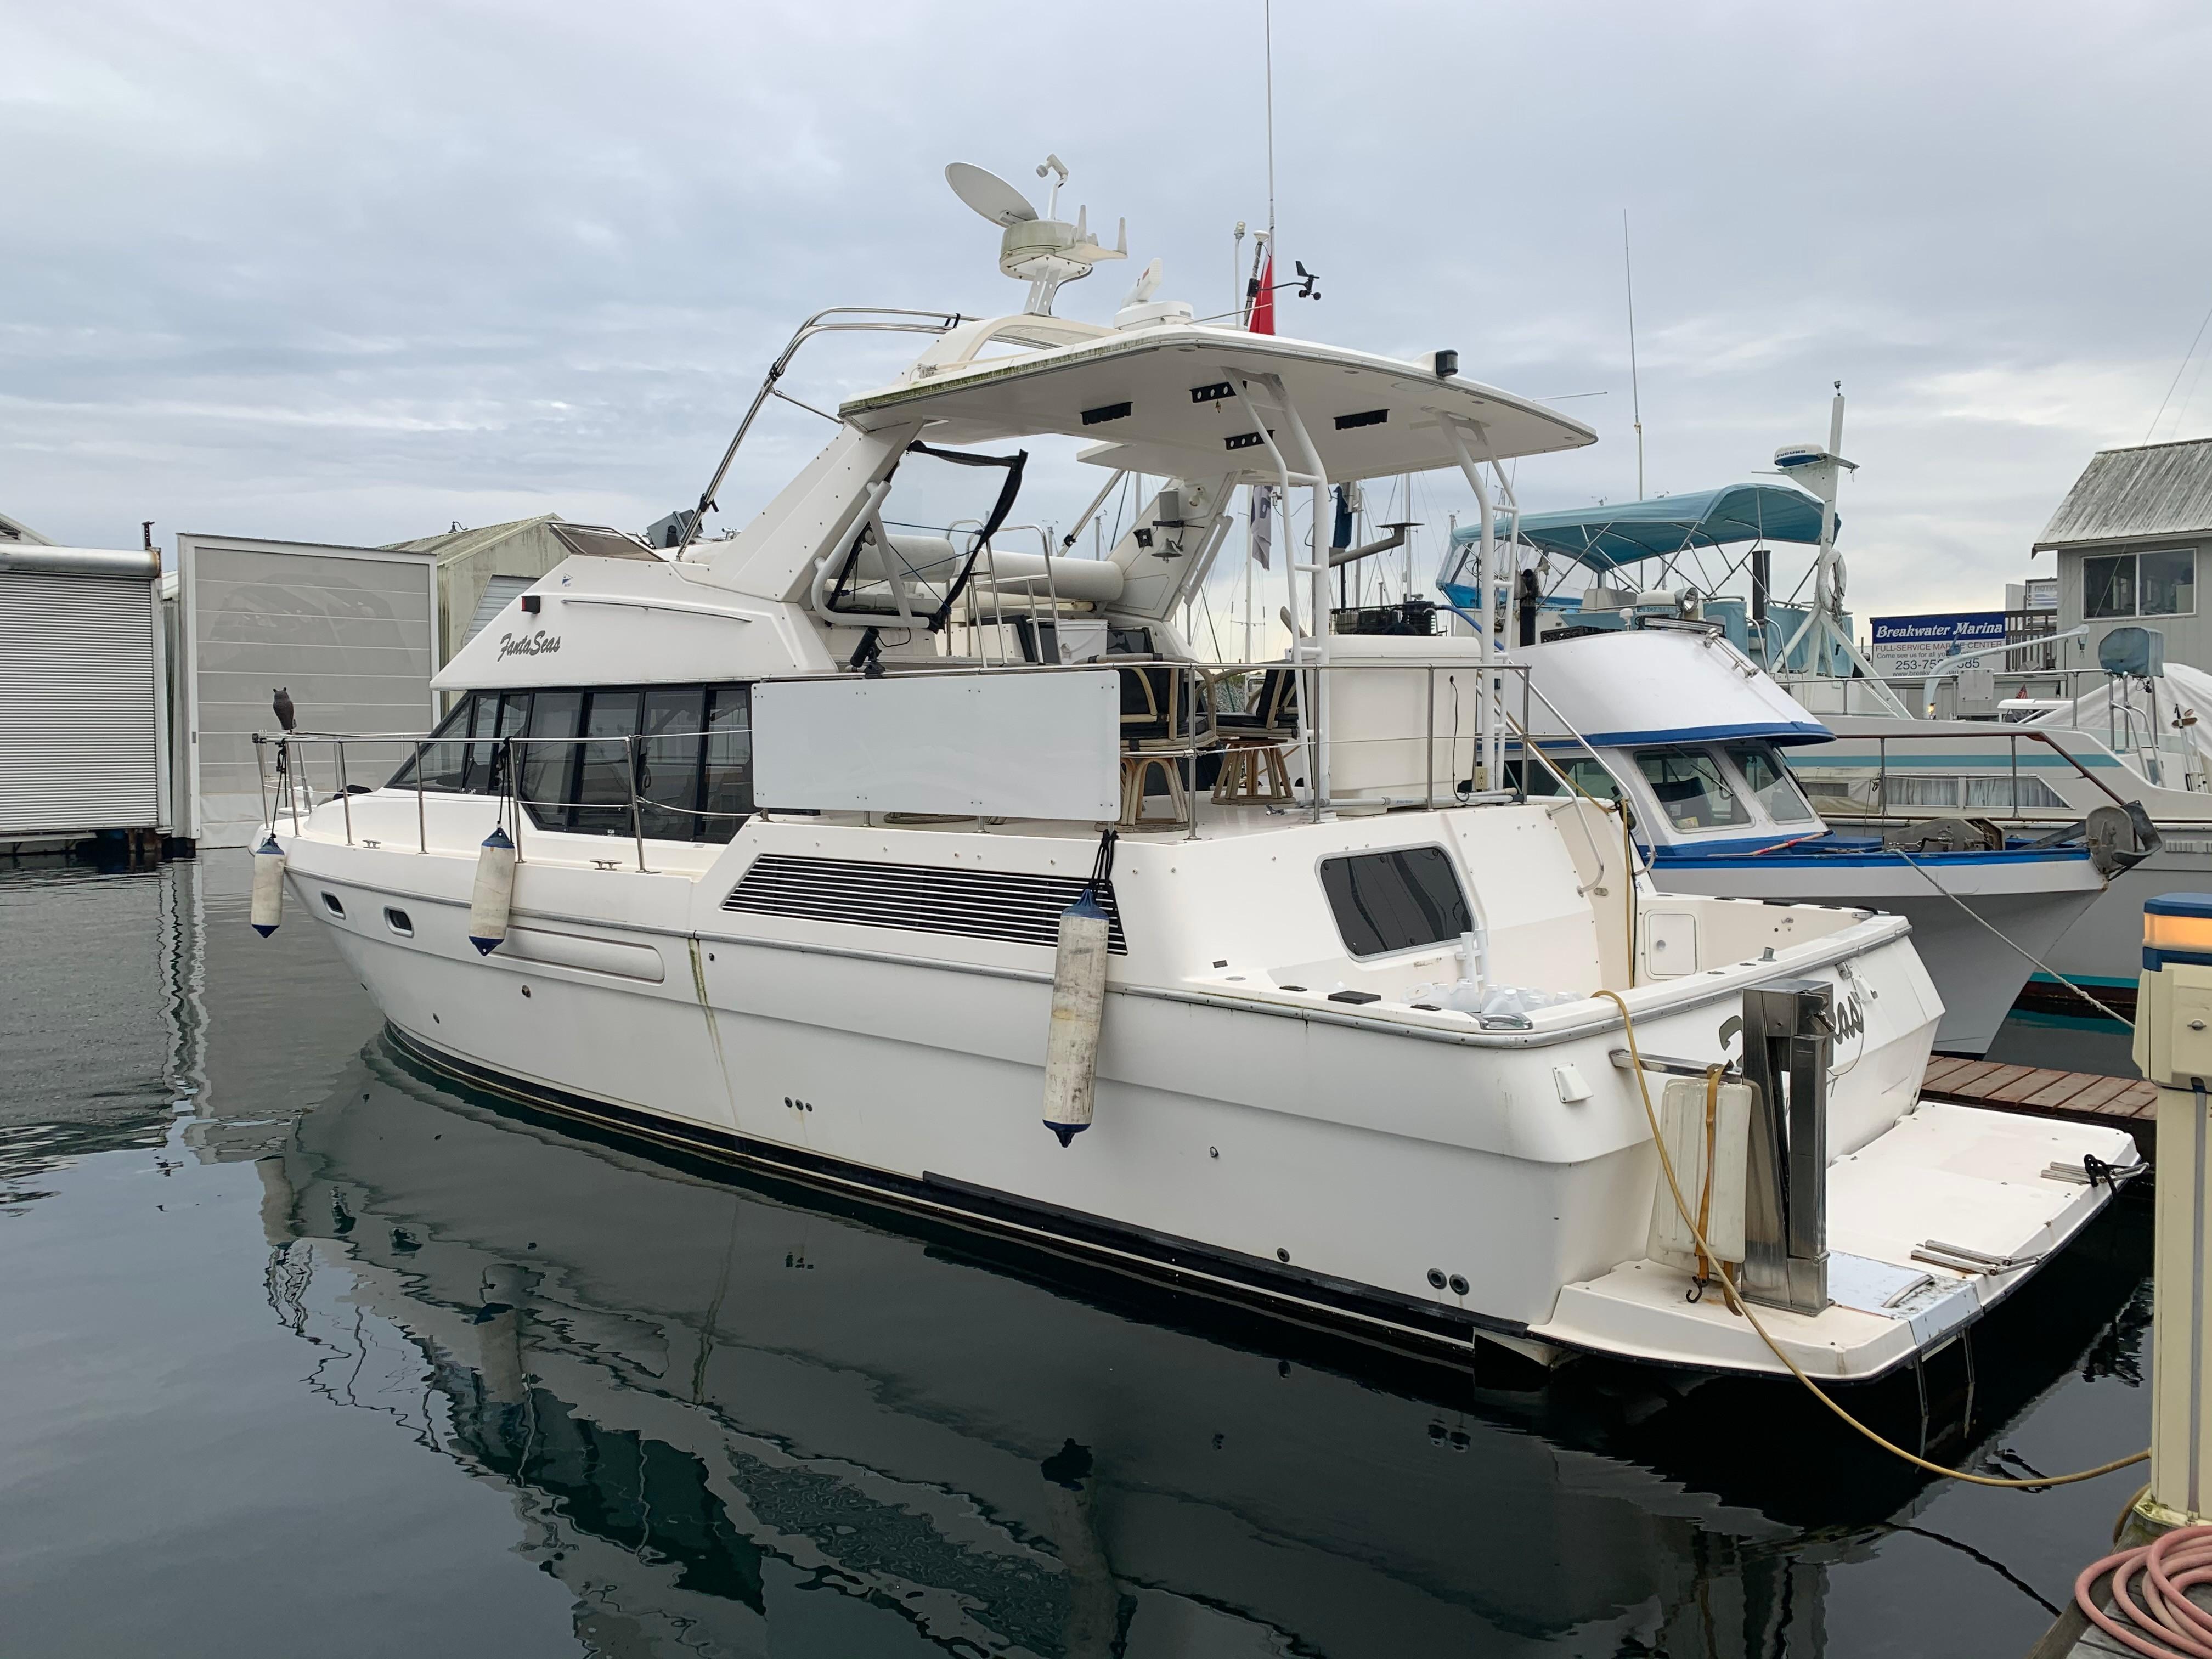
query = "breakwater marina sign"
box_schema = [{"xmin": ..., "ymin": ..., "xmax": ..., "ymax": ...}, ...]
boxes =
[{"xmin": 1870, "ymin": 611, "xmax": 2010, "ymax": 678}]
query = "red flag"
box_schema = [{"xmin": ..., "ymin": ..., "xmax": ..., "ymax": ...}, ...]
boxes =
[{"xmin": 1248, "ymin": 250, "xmax": 1275, "ymax": 335}]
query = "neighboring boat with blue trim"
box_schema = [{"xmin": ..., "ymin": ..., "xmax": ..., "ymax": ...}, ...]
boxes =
[{"xmin": 1506, "ymin": 622, "xmax": 2113, "ymax": 1056}]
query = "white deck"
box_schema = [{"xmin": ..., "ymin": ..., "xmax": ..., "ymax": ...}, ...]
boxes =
[{"xmin": 1537, "ymin": 1102, "xmax": 2137, "ymax": 1376}]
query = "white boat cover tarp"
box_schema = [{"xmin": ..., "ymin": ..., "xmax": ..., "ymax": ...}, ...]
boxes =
[{"xmin": 2026, "ymin": 662, "xmax": 2212, "ymax": 774}]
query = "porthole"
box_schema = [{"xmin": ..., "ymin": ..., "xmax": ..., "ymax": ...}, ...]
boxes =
[
  {"xmin": 320, "ymin": 891, "xmax": 346, "ymax": 917},
  {"xmin": 385, "ymin": 907, "xmax": 414, "ymax": 936}
]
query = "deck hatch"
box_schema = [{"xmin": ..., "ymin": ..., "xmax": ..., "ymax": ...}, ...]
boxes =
[{"xmin": 722, "ymin": 855, "xmax": 1127, "ymax": 953}]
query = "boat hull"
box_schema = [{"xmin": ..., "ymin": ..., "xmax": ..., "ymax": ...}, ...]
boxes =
[
  {"xmin": 283, "ymin": 827, "xmax": 2125, "ymax": 1382},
  {"xmin": 1648, "ymin": 854, "xmax": 2103, "ymax": 1054}
]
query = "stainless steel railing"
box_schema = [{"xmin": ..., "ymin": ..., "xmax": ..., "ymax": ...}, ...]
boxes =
[
  {"xmin": 1787, "ymin": 725, "xmax": 2137, "ymax": 827},
  {"xmin": 250, "ymin": 652, "xmax": 1631, "ymax": 860}
]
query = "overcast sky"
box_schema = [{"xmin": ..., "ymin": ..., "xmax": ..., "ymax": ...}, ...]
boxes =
[{"xmin": 5, "ymin": 0, "xmax": 2210, "ymax": 625}]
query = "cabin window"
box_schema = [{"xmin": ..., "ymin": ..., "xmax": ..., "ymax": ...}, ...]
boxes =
[
  {"xmin": 1633, "ymin": 747, "xmax": 1751, "ymax": 832},
  {"xmin": 701, "ymin": 685, "xmax": 755, "ymax": 829},
  {"xmin": 1884, "ymin": 774, "xmax": 1960, "ymax": 810},
  {"xmin": 387, "ymin": 682, "xmax": 753, "ymax": 843},
  {"xmin": 1880, "ymin": 772, "xmax": 2067, "ymax": 812},
  {"xmin": 1723, "ymin": 743, "xmax": 1817, "ymax": 824},
  {"xmin": 2085, "ymin": 549, "xmax": 2194, "ymax": 619},
  {"xmin": 573, "ymin": 689, "xmax": 645, "ymax": 834},
  {"xmin": 1967, "ymin": 774, "xmax": 2066, "ymax": 810},
  {"xmin": 1319, "ymin": 847, "xmax": 1473, "ymax": 959},
  {"xmin": 519, "ymin": 690, "xmax": 583, "ymax": 821},
  {"xmin": 1511, "ymin": 754, "xmax": 1621, "ymax": 802},
  {"xmin": 636, "ymin": 685, "xmax": 707, "ymax": 840}
]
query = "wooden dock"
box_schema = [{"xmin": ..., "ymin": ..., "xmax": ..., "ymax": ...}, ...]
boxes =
[{"xmin": 1921, "ymin": 1055, "xmax": 2159, "ymax": 1156}]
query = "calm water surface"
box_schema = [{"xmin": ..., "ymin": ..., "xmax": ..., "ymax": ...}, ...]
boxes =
[{"xmin": 0, "ymin": 857, "xmax": 2158, "ymax": 1656}]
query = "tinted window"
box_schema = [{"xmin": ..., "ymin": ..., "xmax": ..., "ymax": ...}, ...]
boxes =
[
  {"xmin": 1634, "ymin": 747, "xmax": 1751, "ymax": 832},
  {"xmin": 701, "ymin": 684, "xmax": 753, "ymax": 837},
  {"xmin": 388, "ymin": 682, "xmax": 752, "ymax": 843},
  {"xmin": 1514, "ymin": 754, "xmax": 1620, "ymax": 802},
  {"xmin": 1319, "ymin": 847, "xmax": 1472, "ymax": 958},
  {"xmin": 637, "ymin": 685, "xmax": 707, "ymax": 840},
  {"xmin": 399, "ymin": 698, "xmax": 478, "ymax": 793},
  {"xmin": 1723, "ymin": 742, "xmax": 1816, "ymax": 824},
  {"xmin": 519, "ymin": 689, "xmax": 582, "ymax": 826},
  {"xmin": 573, "ymin": 689, "xmax": 644, "ymax": 834}
]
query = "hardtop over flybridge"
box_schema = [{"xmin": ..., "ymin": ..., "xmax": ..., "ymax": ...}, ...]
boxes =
[{"xmin": 247, "ymin": 157, "xmax": 2136, "ymax": 1381}]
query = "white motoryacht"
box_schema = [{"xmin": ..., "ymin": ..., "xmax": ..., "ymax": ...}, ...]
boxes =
[
  {"xmin": 1490, "ymin": 620, "xmax": 2110, "ymax": 1056},
  {"xmin": 255, "ymin": 160, "xmax": 2133, "ymax": 1381}
]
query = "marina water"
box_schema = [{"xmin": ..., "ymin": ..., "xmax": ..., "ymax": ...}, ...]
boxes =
[{"xmin": 0, "ymin": 856, "xmax": 2158, "ymax": 1656}]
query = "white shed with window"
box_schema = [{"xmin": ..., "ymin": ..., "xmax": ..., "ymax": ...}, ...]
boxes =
[
  {"xmin": 0, "ymin": 544, "xmax": 168, "ymax": 839},
  {"xmin": 2035, "ymin": 437, "xmax": 2212, "ymax": 670}
]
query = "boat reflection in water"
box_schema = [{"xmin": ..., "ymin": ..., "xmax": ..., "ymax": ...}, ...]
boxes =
[{"xmin": 256, "ymin": 1036, "xmax": 2143, "ymax": 1657}]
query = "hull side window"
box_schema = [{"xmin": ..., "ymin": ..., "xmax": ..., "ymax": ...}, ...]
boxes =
[{"xmin": 1319, "ymin": 847, "xmax": 1472, "ymax": 959}]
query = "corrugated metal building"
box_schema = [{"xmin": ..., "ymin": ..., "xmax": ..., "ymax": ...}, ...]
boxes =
[
  {"xmin": 383, "ymin": 515, "xmax": 654, "ymax": 670},
  {"xmin": 161, "ymin": 517, "xmax": 653, "ymax": 849},
  {"xmin": 174, "ymin": 534, "xmax": 442, "ymax": 849},
  {"xmin": 0, "ymin": 542, "xmax": 169, "ymax": 842},
  {"xmin": 2034, "ymin": 437, "xmax": 2212, "ymax": 669}
]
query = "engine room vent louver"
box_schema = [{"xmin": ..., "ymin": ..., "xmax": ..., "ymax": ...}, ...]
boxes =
[{"xmin": 722, "ymin": 855, "xmax": 1127, "ymax": 954}]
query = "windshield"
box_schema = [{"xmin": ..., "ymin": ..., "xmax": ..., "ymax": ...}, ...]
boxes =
[
  {"xmin": 1633, "ymin": 747, "xmax": 1751, "ymax": 832},
  {"xmin": 1723, "ymin": 742, "xmax": 1818, "ymax": 825}
]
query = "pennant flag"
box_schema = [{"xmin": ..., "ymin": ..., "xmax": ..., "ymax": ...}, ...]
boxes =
[
  {"xmin": 1248, "ymin": 249, "xmax": 1276, "ymax": 335},
  {"xmin": 1250, "ymin": 484, "xmax": 1273, "ymax": 569}
]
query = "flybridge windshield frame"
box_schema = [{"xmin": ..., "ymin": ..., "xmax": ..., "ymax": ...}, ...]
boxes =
[{"xmin": 673, "ymin": 307, "xmax": 975, "ymax": 558}]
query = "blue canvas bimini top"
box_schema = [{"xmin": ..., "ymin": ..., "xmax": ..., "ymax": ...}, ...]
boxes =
[{"xmin": 1453, "ymin": 483, "xmax": 1833, "ymax": 572}]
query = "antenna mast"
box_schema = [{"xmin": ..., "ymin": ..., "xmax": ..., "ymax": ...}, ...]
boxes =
[
  {"xmin": 1264, "ymin": 0, "xmax": 1277, "ymax": 251},
  {"xmin": 1623, "ymin": 210, "xmax": 1644, "ymax": 500}
]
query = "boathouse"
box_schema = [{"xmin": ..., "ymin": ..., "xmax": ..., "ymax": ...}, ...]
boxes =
[{"xmin": 2033, "ymin": 436, "xmax": 2212, "ymax": 670}]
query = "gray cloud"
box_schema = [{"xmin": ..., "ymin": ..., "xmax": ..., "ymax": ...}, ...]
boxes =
[{"xmin": 4, "ymin": 0, "xmax": 2209, "ymax": 624}]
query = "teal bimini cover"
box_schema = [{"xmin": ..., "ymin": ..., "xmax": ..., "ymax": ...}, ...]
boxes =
[{"xmin": 1454, "ymin": 483, "xmax": 1832, "ymax": 572}]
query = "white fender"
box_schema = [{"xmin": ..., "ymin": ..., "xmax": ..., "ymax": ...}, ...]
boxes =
[
  {"xmin": 1043, "ymin": 891, "xmax": 1109, "ymax": 1146},
  {"xmin": 250, "ymin": 834, "xmax": 286, "ymax": 937},
  {"xmin": 469, "ymin": 826, "xmax": 516, "ymax": 955}
]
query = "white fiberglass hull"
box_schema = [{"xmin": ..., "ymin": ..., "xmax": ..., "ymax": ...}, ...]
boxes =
[
  {"xmin": 274, "ymin": 800, "xmax": 2132, "ymax": 1383},
  {"xmin": 2017, "ymin": 840, "xmax": 2212, "ymax": 1015},
  {"xmin": 1647, "ymin": 853, "xmax": 2103, "ymax": 1055}
]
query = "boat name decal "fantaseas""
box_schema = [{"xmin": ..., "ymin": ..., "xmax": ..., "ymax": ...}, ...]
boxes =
[
  {"xmin": 496, "ymin": 630, "xmax": 562, "ymax": 659},
  {"xmin": 1831, "ymin": 983, "xmax": 1866, "ymax": 1041}
]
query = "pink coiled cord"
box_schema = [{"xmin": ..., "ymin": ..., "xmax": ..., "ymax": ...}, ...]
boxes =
[{"xmin": 2078, "ymin": 1525, "xmax": 2212, "ymax": 1657}]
